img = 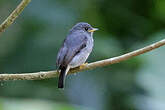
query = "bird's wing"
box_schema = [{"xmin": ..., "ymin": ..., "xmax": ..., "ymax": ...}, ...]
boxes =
[
  {"xmin": 56, "ymin": 32, "xmax": 87, "ymax": 68},
  {"xmin": 56, "ymin": 40, "xmax": 67, "ymax": 68}
]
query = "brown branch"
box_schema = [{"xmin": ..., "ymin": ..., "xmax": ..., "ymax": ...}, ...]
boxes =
[
  {"xmin": 0, "ymin": 0, "xmax": 31, "ymax": 34},
  {"xmin": 0, "ymin": 39, "xmax": 165, "ymax": 81}
]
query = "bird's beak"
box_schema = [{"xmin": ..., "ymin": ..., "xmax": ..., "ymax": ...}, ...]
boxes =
[{"xmin": 88, "ymin": 28, "xmax": 99, "ymax": 32}]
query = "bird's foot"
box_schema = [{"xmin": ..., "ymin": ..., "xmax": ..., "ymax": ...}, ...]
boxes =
[{"xmin": 79, "ymin": 63, "xmax": 88, "ymax": 69}]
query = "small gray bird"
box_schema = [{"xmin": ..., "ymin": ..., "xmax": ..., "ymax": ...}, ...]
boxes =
[{"xmin": 56, "ymin": 22, "xmax": 98, "ymax": 88}]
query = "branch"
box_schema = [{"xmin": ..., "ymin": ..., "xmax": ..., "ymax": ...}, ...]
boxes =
[
  {"xmin": 0, "ymin": 0, "xmax": 31, "ymax": 34},
  {"xmin": 0, "ymin": 39, "xmax": 165, "ymax": 81}
]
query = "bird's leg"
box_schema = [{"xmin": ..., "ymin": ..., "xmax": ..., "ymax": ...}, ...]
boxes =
[{"xmin": 79, "ymin": 63, "xmax": 88, "ymax": 69}]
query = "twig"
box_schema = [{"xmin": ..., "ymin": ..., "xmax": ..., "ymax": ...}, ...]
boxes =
[
  {"xmin": 0, "ymin": 39, "xmax": 165, "ymax": 81},
  {"xmin": 0, "ymin": 0, "xmax": 31, "ymax": 34}
]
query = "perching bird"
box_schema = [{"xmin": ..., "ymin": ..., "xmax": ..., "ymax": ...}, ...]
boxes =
[{"xmin": 56, "ymin": 22, "xmax": 98, "ymax": 88}]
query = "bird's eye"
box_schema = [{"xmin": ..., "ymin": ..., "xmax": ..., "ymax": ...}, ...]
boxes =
[{"xmin": 84, "ymin": 27, "xmax": 88, "ymax": 31}]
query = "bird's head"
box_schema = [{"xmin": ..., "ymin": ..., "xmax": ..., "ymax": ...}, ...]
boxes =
[{"xmin": 70, "ymin": 22, "xmax": 98, "ymax": 35}]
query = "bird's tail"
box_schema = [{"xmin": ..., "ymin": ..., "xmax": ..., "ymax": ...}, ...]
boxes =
[{"xmin": 58, "ymin": 66, "xmax": 70, "ymax": 88}]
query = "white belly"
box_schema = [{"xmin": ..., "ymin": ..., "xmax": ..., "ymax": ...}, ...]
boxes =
[{"xmin": 69, "ymin": 37, "xmax": 93, "ymax": 68}]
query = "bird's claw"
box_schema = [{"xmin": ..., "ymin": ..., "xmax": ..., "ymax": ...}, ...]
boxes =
[{"xmin": 79, "ymin": 63, "xmax": 88, "ymax": 69}]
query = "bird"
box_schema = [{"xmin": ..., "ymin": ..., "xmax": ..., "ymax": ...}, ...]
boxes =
[{"xmin": 56, "ymin": 22, "xmax": 98, "ymax": 88}]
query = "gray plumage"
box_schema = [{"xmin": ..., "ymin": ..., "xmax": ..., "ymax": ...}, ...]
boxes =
[{"xmin": 56, "ymin": 22, "xmax": 98, "ymax": 88}]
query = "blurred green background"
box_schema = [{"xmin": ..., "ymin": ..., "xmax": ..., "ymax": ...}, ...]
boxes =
[{"xmin": 0, "ymin": 0, "xmax": 165, "ymax": 110}]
